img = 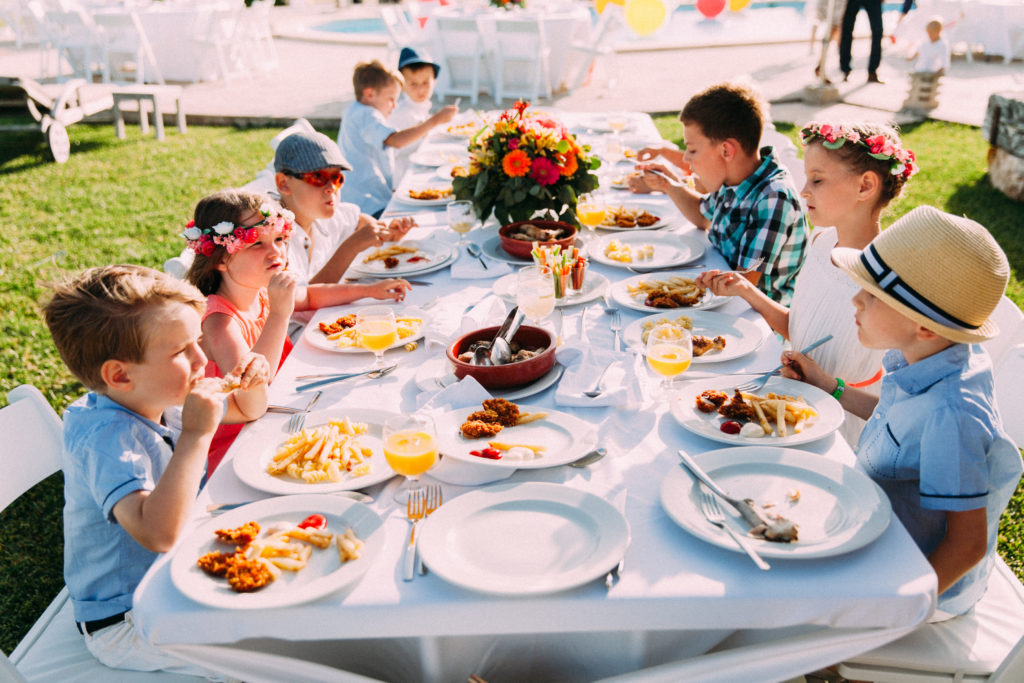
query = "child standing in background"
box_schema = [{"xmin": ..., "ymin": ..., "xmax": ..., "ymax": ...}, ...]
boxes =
[
  {"xmin": 389, "ymin": 47, "xmax": 443, "ymax": 181},
  {"xmin": 338, "ymin": 59, "xmax": 457, "ymax": 217},
  {"xmin": 908, "ymin": 17, "xmax": 951, "ymax": 75}
]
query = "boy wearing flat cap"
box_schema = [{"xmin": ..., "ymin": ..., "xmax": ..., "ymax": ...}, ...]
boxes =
[{"xmin": 782, "ymin": 205, "xmax": 1022, "ymax": 618}]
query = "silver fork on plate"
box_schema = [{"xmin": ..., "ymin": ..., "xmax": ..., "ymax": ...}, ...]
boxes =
[
  {"xmin": 602, "ymin": 296, "xmax": 622, "ymax": 351},
  {"xmin": 734, "ymin": 334, "xmax": 833, "ymax": 393},
  {"xmin": 286, "ymin": 390, "xmax": 321, "ymax": 433},
  {"xmin": 698, "ymin": 488, "xmax": 770, "ymax": 571}
]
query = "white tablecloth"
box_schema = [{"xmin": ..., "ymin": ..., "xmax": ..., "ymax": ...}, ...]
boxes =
[{"xmin": 131, "ymin": 111, "xmax": 935, "ymax": 683}]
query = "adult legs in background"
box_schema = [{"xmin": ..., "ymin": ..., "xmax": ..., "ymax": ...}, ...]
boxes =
[
  {"xmin": 865, "ymin": 0, "xmax": 884, "ymax": 82},
  {"xmin": 838, "ymin": 0, "xmax": 860, "ymax": 80}
]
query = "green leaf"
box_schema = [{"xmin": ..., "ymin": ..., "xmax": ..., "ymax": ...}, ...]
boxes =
[
  {"xmin": 822, "ymin": 139, "xmax": 846, "ymax": 150},
  {"xmin": 556, "ymin": 139, "xmax": 570, "ymax": 154}
]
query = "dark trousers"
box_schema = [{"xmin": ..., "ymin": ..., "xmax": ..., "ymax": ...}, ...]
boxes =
[{"xmin": 839, "ymin": 0, "xmax": 884, "ymax": 75}]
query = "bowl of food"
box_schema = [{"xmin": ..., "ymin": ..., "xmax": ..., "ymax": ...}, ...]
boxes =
[
  {"xmin": 447, "ymin": 325, "xmax": 556, "ymax": 389},
  {"xmin": 498, "ymin": 220, "xmax": 577, "ymax": 260}
]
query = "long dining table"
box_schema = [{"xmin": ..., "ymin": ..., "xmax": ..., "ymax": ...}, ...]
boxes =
[{"xmin": 131, "ymin": 111, "xmax": 936, "ymax": 683}]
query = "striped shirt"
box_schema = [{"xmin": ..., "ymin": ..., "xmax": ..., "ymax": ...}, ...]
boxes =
[{"xmin": 700, "ymin": 146, "xmax": 809, "ymax": 304}]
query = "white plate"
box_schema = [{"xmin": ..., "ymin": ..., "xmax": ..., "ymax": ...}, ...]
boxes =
[
  {"xmin": 592, "ymin": 231, "xmax": 705, "ymax": 269},
  {"xmin": 233, "ymin": 408, "xmax": 398, "ymax": 494},
  {"xmin": 349, "ymin": 240, "xmax": 456, "ymax": 276},
  {"xmin": 492, "ymin": 271, "xmax": 608, "ymax": 308},
  {"xmin": 622, "ymin": 310, "xmax": 768, "ymax": 363},
  {"xmin": 419, "ymin": 482, "xmax": 629, "ymax": 595},
  {"xmin": 409, "ymin": 147, "xmax": 468, "ymax": 168},
  {"xmin": 610, "ymin": 271, "xmax": 728, "ymax": 313},
  {"xmin": 169, "ymin": 495, "xmax": 385, "ymax": 608},
  {"xmin": 669, "ymin": 376, "xmax": 845, "ymax": 447},
  {"xmin": 434, "ymin": 404, "xmax": 596, "ymax": 469},
  {"xmin": 392, "ymin": 188, "xmax": 456, "ymax": 207},
  {"xmin": 596, "ymin": 202, "xmax": 672, "ymax": 231},
  {"xmin": 660, "ymin": 447, "xmax": 891, "ymax": 559},
  {"xmin": 303, "ymin": 305, "xmax": 427, "ymax": 354},
  {"xmin": 414, "ymin": 356, "xmax": 565, "ymax": 399},
  {"xmin": 480, "ymin": 234, "xmax": 586, "ymax": 265}
]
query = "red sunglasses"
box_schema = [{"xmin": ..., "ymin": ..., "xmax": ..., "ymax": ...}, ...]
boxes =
[{"xmin": 286, "ymin": 168, "xmax": 344, "ymax": 190}]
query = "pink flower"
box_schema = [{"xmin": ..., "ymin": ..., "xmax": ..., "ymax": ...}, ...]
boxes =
[
  {"xmin": 529, "ymin": 157, "xmax": 560, "ymax": 186},
  {"xmin": 234, "ymin": 228, "xmax": 247, "ymax": 239},
  {"xmin": 819, "ymin": 124, "xmax": 836, "ymax": 142},
  {"xmin": 508, "ymin": 138, "xmax": 520, "ymax": 150}
]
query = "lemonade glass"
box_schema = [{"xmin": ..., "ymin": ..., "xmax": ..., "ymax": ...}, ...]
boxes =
[
  {"xmin": 516, "ymin": 266, "xmax": 556, "ymax": 325},
  {"xmin": 447, "ymin": 199, "xmax": 476, "ymax": 246},
  {"xmin": 356, "ymin": 306, "xmax": 397, "ymax": 369},
  {"xmin": 645, "ymin": 323, "xmax": 693, "ymax": 398},
  {"xmin": 576, "ymin": 194, "xmax": 606, "ymax": 243},
  {"xmin": 383, "ymin": 414, "xmax": 438, "ymax": 503}
]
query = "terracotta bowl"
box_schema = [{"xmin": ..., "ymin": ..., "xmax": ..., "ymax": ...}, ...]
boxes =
[
  {"xmin": 446, "ymin": 325, "xmax": 556, "ymax": 389},
  {"xmin": 498, "ymin": 220, "xmax": 578, "ymax": 260}
]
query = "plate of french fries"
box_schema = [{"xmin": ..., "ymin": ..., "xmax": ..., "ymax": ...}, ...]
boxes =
[
  {"xmin": 169, "ymin": 494, "xmax": 384, "ymax": 608},
  {"xmin": 593, "ymin": 231, "xmax": 705, "ymax": 269},
  {"xmin": 348, "ymin": 240, "xmax": 456, "ymax": 276},
  {"xmin": 233, "ymin": 408, "xmax": 399, "ymax": 494},
  {"xmin": 304, "ymin": 304, "xmax": 427, "ymax": 354},
  {"xmin": 609, "ymin": 271, "xmax": 728, "ymax": 312},
  {"xmin": 434, "ymin": 403, "xmax": 597, "ymax": 469},
  {"xmin": 660, "ymin": 447, "xmax": 891, "ymax": 559},
  {"xmin": 622, "ymin": 310, "xmax": 769, "ymax": 363},
  {"xmin": 670, "ymin": 376, "xmax": 844, "ymax": 447}
]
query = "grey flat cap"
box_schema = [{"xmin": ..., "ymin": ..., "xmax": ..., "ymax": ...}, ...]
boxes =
[{"xmin": 274, "ymin": 130, "xmax": 351, "ymax": 173}]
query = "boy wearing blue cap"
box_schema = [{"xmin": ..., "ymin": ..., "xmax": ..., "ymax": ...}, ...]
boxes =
[
  {"xmin": 390, "ymin": 47, "xmax": 443, "ymax": 179},
  {"xmin": 338, "ymin": 59, "xmax": 457, "ymax": 217}
]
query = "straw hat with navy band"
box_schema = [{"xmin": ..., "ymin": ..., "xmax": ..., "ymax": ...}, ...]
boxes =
[{"xmin": 830, "ymin": 205, "xmax": 1009, "ymax": 345}]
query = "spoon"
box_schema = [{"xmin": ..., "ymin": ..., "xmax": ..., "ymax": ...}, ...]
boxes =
[
  {"xmin": 465, "ymin": 242, "xmax": 488, "ymax": 270},
  {"xmin": 489, "ymin": 307, "xmax": 524, "ymax": 365},
  {"xmin": 583, "ymin": 361, "xmax": 615, "ymax": 398},
  {"xmin": 568, "ymin": 448, "xmax": 608, "ymax": 468}
]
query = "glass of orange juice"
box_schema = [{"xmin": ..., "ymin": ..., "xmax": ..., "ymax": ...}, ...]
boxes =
[
  {"xmin": 356, "ymin": 306, "xmax": 397, "ymax": 369},
  {"xmin": 576, "ymin": 194, "xmax": 606, "ymax": 242},
  {"xmin": 383, "ymin": 414, "xmax": 438, "ymax": 503},
  {"xmin": 645, "ymin": 323, "xmax": 693, "ymax": 398}
]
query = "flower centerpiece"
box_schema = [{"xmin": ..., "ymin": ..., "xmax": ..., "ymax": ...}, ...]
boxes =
[
  {"xmin": 452, "ymin": 100, "xmax": 600, "ymax": 226},
  {"xmin": 490, "ymin": 0, "xmax": 525, "ymax": 9}
]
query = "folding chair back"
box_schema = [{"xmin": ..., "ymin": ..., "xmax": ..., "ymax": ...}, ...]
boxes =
[
  {"xmin": 490, "ymin": 15, "xmax": 552, "ymax": 105},
  {"xmin": 432, "ymin": 17, "xmax": 491, "ymax": 105},
  {"xmin": 0, "ymin": 385, "xmax": 62, "ymax": 512}
]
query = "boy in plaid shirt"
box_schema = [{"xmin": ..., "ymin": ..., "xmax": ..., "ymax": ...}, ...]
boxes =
[{"xmin": 637, "ymin": 83, "xmax": 808, "ymax": 303}]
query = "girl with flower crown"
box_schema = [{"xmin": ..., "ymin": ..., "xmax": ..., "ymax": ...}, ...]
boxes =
[
  {"xmin": 696, "ymin": 121, "xmax": 917, "ymax": 444},
  {"xmin": 184, "ymin": 189, "xmax": 411, "ymax": 472}
]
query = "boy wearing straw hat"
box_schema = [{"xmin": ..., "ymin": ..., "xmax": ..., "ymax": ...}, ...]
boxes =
[{"xmin": 781, "ymin": 205, "xmax": 1022, "ymax": 618}]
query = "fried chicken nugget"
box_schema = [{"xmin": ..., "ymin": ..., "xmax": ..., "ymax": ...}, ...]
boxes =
[
  {"xmin": 460, "ymin": 420, "xmax": 504, "ymax": 439},
  {"xmin": 466, "ymin": 409, "xmax": 500, "ymax": 424},
  {"xmin": 482, "ymin": 398, "xmax": 520, "ymax": 427},
  {"xmin": 215, "ymin": 521, "xmax": 260, "ymax": 548},
  {"xmin": 197, "ymin": 551, "xmax": 238, "ymax": 577},
  {"xmin": 224, "ymin": 556, "xmax": 274, "ymax": 593},
  {"xmin": 718, "ymin": 390, "xmax": 757, "ymax": 422}
]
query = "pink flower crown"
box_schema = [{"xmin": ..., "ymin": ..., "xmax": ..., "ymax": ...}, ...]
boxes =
[
  {"xmin": 182, "ymin": 203, "xmax": 294, "ymax": 257},
  {"xmin": 800, "ymin": 122, "xmax": 918, "ymax": 179}
]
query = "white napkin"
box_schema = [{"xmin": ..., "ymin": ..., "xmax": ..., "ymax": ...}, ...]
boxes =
[
  {"xmin": 417, "ymin": 376, "xmax": 516, "ymax": 486},
  {"xmin": 449, "ymin": 243, "xmax": 512, "ymax": 279},
  {"xmin": 422, "ymin": 293, "xmax": 507, "ymax": 351},
  {"xmin": 554, "ymin": 343, "xmax": 645, "ymax": 408}
]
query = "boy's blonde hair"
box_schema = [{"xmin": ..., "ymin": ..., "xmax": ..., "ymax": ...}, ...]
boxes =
[
  {"xmin": 43, "ymin": 264, "xmax": 205, "ymax": 391},
  {"xmin": 680, "ymin": 82, "xmax": 765, "ymax": 156},
  {"xmin": 353, "ymin": 60, "xmax": 404, "ymax": 101}
]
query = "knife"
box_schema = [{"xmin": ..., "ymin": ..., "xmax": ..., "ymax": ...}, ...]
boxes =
[
  {"xmin": 677, "ymin": 449, "xmax": 763, "ymax": 529},
  {"xmin": 206, "ymin": 490, "xmax": 374, "ymax": 514},
  {"xmin": 294, "ymin": 364, "xmax": 397, "ymax": 392},
  {"xmin": 344, "ymin": 278, "xmax": 433, "ymax": 286}
]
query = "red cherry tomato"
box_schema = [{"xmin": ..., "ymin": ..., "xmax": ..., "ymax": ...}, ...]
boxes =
[
  {"xmin": 298, "ymin": 513, "xmax": 328, "ymax": 530},
  {"xmin": 720, "ymin": 420, "xmax": 742, "ymax": 435},
  {"xmin": 470, "ymin": 448, "xmax": 502, "ymax": 460}
]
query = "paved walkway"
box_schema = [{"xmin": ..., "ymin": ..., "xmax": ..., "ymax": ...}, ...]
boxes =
[{"xmin": 1, "ymin": 4, "xmax": 1020, "ymax": 131}]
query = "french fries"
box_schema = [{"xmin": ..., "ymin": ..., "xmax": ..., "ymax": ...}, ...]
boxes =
[
  {"xmin": 740, "ymin": 391, "xmax": 817, "ymax": 437},
  {"xmin": 268, "ymin": 418, "xmax": 374, "ymax": 483},
  {"xmin": 487, "ymin": 441, "xmax": 546, "ymax": 453},
  {"xmin": 363, "ymin": 245, "xmax": 418, "ymax": 263},
  {"xmin": 627, "ymin": 276, "xmax": 706, "ymax": 308},
  {"xmin": 407, "ymin": 187, "xmax": 452, "ymax": 200}
]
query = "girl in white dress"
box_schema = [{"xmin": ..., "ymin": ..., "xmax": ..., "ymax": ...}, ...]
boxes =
[{"xmin": 696, "ymin": 121, "xmax": 918, "ymax": 444}]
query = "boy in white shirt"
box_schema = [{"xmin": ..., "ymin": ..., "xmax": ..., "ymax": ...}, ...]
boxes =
[
  {"xmin": 908, "ymin": 18, "xmax": 951, "ymax": 75},
  {"xmin": 338, "ymin": 59, "xmax": 456, "ymax": 217},
  {"xmin": 389, "ymin": 47, "xmax": 442, "ymax": 181}
]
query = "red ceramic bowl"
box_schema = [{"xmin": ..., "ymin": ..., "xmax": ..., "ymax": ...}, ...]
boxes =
[
  {"xmin": 446, "ymin": 325, "xmax": 556, "ymax": 389},
  {"xmin": 498, "ymin": 220, "xmax": 578, "ymax": 260}
]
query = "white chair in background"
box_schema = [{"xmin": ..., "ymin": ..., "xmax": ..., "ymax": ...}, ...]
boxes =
[
  {"xmin": 43, "ymin": 4, "xmax": 110, "ymax": 83},
  {"xmin": 985, "ymin": 296, "xmax": 1024, "ymax": 447},
  {"xmin": 432, "ymin": 16, "xmax": 491, "ymax": 106},
  {"xmin": 189, "ymin": 4, "xmax": 247, "ymax": 84},
  {"xmin": 488, "ymin": 14, "xmax": 552, "ymax": 105},
  {"xmin": 239, "ymin": 0, "xmax": 279, "ymax": 74},
  {"xmin": 24, "ymin": 1, "xmax": 59, "ymax": 78},
  {"xmin": 566, "ymin": 9, "xmax": 617, "ymax": 92},
  {"xmin": 90, "ymin": 9, "xmax": 164, "ymax": 85},
  {"xmin": 380, "ymin": 6, "xmax": 431, "ymax": 67}
]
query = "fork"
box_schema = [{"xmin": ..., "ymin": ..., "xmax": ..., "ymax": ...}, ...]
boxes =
[
  {"xmin": 285, "ymin": 390, "xmax": 321, "ymax": 433},
  {"xmin": 734, "ymin": 334, "xmax": 833, "ymax": 393},
  {"xmin": 417, "ymin": 485, "xmax": 443, "ymax": 575},
  {"xmin": 698, "ymin": 488, "xmax": 770, "ymax": 571},
  {"xmin": 738, "ymin": 256, "xmax": 765, "ymax": 275},
  {"xmin": 403, "ymin": 489, "xmax": 426, "ymax": 581},
  {"xmin": 603, "ymin": 296, "xmax": 622, "ymax": 351},
  {"xmin": 627, "ymin": 262, "xmax": 706, "ymax": 274}
]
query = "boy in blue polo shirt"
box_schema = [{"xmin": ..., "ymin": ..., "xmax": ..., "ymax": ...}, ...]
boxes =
[{"xmin": 338, "ymin": 59, "xmax": 457, "ymax": 217}]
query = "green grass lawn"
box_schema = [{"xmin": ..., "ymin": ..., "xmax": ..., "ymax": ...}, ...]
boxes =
[{"xmin": 1, "ymin": 117, "xmax": 1022, "ymax": 655}]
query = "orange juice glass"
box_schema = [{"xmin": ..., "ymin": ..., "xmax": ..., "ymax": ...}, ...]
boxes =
[
  {"xmin": 356, "ymin": 306, "xmax": 397, "ymax": 369},
  {"xmin": 645, "ymin": 324, "xmax": 693, "ymax": 398},
  {"xmin": 383, "ymin": 414, "xmax": 438, "ymax": 503}
]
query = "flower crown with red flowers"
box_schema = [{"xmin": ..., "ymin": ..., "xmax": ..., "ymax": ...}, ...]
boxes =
[
  {"xmin": 182, "ymin": 203, "xmax": 294, "ymax": 257},
  {"xmin": 800, "ymin": 122, "xmax": 918, "ymax": 179}
]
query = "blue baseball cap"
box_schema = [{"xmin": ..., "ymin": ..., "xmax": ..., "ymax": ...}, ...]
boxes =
[{"xmin": 397, "ymin": 47, "xmax": 440, "ymax": 78}]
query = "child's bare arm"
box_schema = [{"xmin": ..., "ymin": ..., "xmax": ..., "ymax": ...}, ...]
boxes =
[
  {"xmin": 636, "ymin": 163, "xmax": 709, "ymax": 230},
  {"xmin": 295, "ymin": 279, "xmax": 412, "ymax": 310},
  {"xmin": 779, "ymin": 349, "xmax": 880, "ymax": 419},
  {"xmin": 220, "ymin": 352, "xmax": 270, "ymax": 423},
  {"xmin": 696, "ymin": 269, "xmax": 790, "ymax": 338},
  {"xmin": 111, "ymin": 380, "xmax": 223, "ymax": 552},
  {"xmin": 385, "ymin": 106, "xmax": 458, "ymax": 149},
  {"xmin": 930, "ymin": 508, "xmax": 988, "ymax": 595}
]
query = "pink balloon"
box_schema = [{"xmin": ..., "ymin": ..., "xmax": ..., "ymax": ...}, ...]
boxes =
[{"xmin": 696, "ymin": 0, "xmax": 726, "ymax": 19}]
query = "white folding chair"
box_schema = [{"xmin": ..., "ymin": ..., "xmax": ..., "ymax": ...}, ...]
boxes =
[
  {"xmin": 188, "ymin": 4, "xmax": 247, "ymax": 84},
  {"xmin": 837, "ymin": 556, "xmax": 1024, "ymax": 682},
  {"xmin": 566, "ymin": 9, "xmax": 617, "ymax": 92},
  {"xmin": 379, "ymin": 6, "xmax": 431, "ymax": 67},
  {"xmin": 91, "ymin": 9, "xmax": 164, "ymax": 85},
  {"xmin": 432, "ymin": 16, "xmax": 492, "ymax": 106},
  {"xmin": 42, "ymin": 4, "xmax": 110, "ymax": 83},
  {"xmin": 985, "ymin": 297, "xmax": 1024, "ymax": 447},
  {"xmin": 489, "ymin": 14, "xmax": 552, "ymax": 105},
  {"xmin": 238, "ymin": 0, "xmax": 279, "ymax": 74}
]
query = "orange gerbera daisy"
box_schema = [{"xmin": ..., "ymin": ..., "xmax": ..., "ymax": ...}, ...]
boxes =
[
  {"xmin": 502, "ymin": 149, "xmax": 531, "ymax": 177},
  {"xmin": 556, "ymin": 152, "xmax": 578, "ymax": 177}
]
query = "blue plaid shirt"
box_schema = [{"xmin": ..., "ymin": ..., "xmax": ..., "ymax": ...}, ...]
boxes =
[{"xmin": 700, "ymin": 146, "xmax": 809, "ymax": 304}]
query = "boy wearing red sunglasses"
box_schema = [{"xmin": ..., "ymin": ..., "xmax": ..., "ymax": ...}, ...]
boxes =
[{"xmin": 273, "ymin": 130, "xmax": 414, "ymax": 287}]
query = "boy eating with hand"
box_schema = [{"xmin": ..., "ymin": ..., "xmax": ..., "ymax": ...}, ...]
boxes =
[
  {"xmin": 43, "ymin": 265, "xmax": 270, "ymax": 673},
  {"xmin": 781, "ymin": 206, "xmax": 1021, "ymax": 618},
  {"xmin": 389, "ymin": 47, "xmax": 444, "ymax": 180}
]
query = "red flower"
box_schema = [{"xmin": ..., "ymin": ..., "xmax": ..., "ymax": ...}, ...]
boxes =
[
  {"xmin": 535, "ymin": 118, "xmax": 557, "ymax": 129},
  {"xmin": 502, "ymin": 149, "xmax": 531, "ymax": 177},
  {"xmin": 244, "ymin": 228, "xmax": 259, "ymax": 243},
  {"xmin": 186, "ymin": 219, "xmax": 195, "ymax": 228},
  {"xmin": 530, "ymin": 157, "xmax": 559, "ymax": 186},
  {"xmin": 200, "ymin": 239, "xmax": 216, "ymax": 257},
  {"xmin": 508, "ymin": 138, "xmax": 520, "ymax": 150},
  {"xmin": 513, "ymin": 100, "xmax": 530, "ymax": 116},
  {"xmin": 556, "ymin": 152, "xmax": 578, "ymax": 177},
  {"xmin": 234, "ymin": 228, "xmax": 246, "ymax": 239}
]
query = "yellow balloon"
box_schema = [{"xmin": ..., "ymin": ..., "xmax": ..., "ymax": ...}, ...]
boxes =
[
  {"xmin": 729, "ymin": 0, "xmax": 751, "ymax": 9},
  {"xmin": 625, "ymin": 0, "xmax": 667, "ymax": 36},
  {"xmin": 595, "ymin": 0, "xmax": 625, "ymax": 12}
]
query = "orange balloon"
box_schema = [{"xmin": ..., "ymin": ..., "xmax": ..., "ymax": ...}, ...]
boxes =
[
  {"xmin": 729, "ymin": 0, "xmax": 751, "ymax": 10},
  {"xmin": 625, "ymin": 0, "xmax": 667, "ymax": 36}
]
